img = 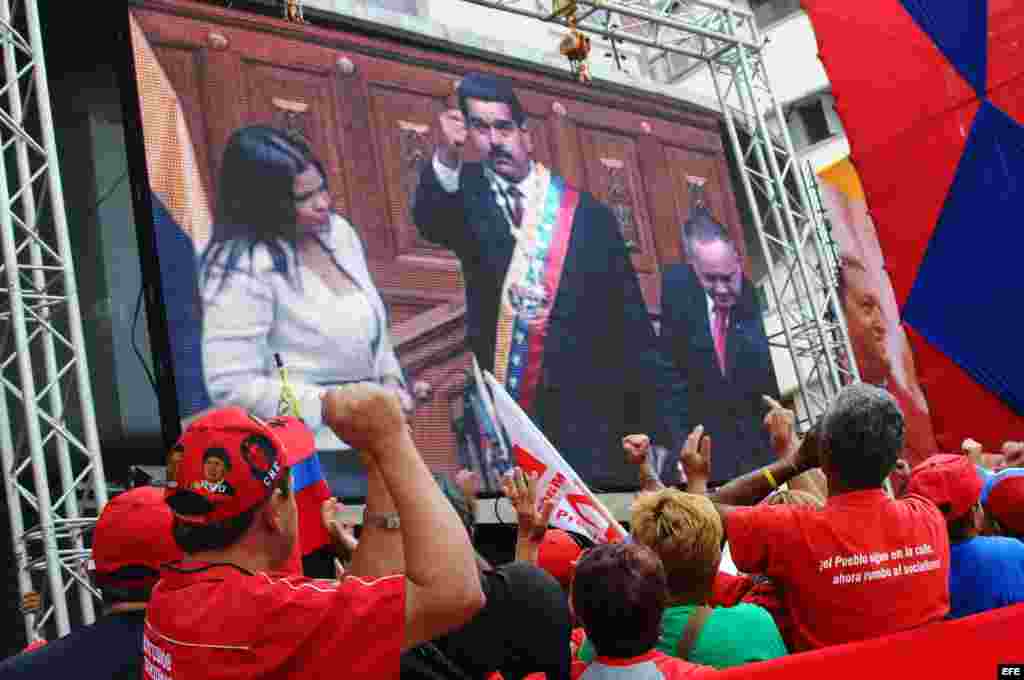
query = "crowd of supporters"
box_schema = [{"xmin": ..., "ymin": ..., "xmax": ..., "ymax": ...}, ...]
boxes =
[{"xmin": 1, "ymin": 381, "xmax": 1023, "ymax": 679}]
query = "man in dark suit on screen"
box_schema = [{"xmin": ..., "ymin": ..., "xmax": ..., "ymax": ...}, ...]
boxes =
[
  {"xmin": 412, "ymin": 72, "xmax": 670, "ymax": 490},
  {"xmin": 659, "ymin": 207, "xmax": 780, "ymax": 486}
]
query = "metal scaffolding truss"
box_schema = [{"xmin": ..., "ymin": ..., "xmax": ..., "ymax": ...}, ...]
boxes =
[
  {"xmin": 0, "ymin": 0, "xmax": 108, "ymax": 642},
  {"xmin": 455, "ymin": 0, "xmax": 859, "ymax": 426}
]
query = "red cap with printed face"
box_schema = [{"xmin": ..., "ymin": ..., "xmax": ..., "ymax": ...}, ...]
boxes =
[{"xmin": 166, "ymin": 407, "xmax": 315, "ymax": 524}]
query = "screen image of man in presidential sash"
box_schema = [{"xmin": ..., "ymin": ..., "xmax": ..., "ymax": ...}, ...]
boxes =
[{"xmin": 413, "ymin": 72, "xmax": 673, "ymax": 490}]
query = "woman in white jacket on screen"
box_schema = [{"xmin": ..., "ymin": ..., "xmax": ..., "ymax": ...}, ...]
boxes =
[{"xmin": 198, "ymin": 125, "xmax": 411, "ymax": 498}]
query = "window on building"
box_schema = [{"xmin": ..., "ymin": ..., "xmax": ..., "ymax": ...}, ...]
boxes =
[
  {"xmin": 750, "ymin": 0, "xmax": 802, "ymax": 29},
  {"xmin": 374, "ymin": 0, "xmax": 421, "ymax": 15},
  {"xmin": 795, "ymin": 99, "xmax": 832, "ymax": 146}
]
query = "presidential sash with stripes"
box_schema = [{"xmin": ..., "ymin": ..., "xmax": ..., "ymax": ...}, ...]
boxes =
[{"xmin": 493, "ymin": 163, "xmax": 579, "ymax": 414}]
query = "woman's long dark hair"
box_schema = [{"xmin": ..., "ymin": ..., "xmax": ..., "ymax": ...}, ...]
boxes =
[{"xmin": 200, "ymin": 125, "xmax": 328, "ymax": 293}]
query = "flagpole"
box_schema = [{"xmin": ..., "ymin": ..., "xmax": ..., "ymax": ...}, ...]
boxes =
[{"xmin": 472, "ymin": 355, "xmax": 511, "ymax": 462}]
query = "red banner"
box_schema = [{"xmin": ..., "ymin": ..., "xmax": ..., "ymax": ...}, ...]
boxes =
[{"xmin": 716, "ymin": 604, "xmax": 1024, "ymax": 679}]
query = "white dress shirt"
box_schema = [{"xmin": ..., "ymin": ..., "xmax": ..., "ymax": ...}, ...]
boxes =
[
  {"xmin": 432, "ymin": 152, "xmax": 534, "ymax": 238},
  {"xmin": 200, "ymin": 213, "xmax": 405, "ymax": 450},
  {"xmin": 706, "ymin": 292, "xmax": 720, "ymax": 339}
]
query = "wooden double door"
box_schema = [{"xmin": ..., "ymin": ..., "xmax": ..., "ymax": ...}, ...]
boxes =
[{"xmin": 132, "ymin": 0, "xmax": 746, "ymax": 473}]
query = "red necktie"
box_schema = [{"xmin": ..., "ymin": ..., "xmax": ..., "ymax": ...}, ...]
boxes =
[
  {"xmin": 713, "ymin": 306, "xmax": 729, "ymax": 374},
  {"xmin": 507, "ymin": 185, "xmax": 524, "ymax": 227}
]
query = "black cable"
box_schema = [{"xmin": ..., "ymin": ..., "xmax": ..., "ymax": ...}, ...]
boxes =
[
  {"xmin": 132, "ymin": 285, "xmax": 159, "ymax": 396},
  {"xmin": 83, "ymin": 165, "xmax": 156, "ymax": 399},
  {"xmin": 493, "ymin": 495, "xmax": 509, "ymax": 526},
  {"xmin": 84, "ymin": 168, "xmax": 129, "ymax": 221}
]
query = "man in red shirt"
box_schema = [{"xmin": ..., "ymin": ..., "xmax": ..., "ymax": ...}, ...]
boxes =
[
  {"xmin": 681, "ymin": 382, "xmax": 950, "ymax": 651},
  {"xmin": 142, "ymin": 383, "xmax": 485, "ymax": 679}
]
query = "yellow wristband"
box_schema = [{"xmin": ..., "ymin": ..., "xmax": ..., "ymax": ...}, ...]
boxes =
[{"xmin": 763, "ymin": 469, "xmax": 778, "ymax": 489}]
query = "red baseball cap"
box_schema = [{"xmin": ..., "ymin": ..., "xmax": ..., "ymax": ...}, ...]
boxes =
[
  {"xmin": 906, "ymin": 453, "xmax": 982, "ymax": 521},
  {"xmin": 981, "ymin": 468, "xmax": 1024, "ymax": 535},
  {"xmin": 166, "ymin": 407, "xmax": 315, "ymax": 524},
  {"xmin": 538, "ymin": 529, "xmax": 584, "ymax": 589},
  {"xmin": 91, "ymin": 486, "xmax": 183, "ymax": 591}
]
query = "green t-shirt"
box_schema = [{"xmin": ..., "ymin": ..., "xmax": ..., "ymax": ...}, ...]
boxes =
[{"xmin": 577, "ymin": 603, "xmax": 787, "ymax": 669}]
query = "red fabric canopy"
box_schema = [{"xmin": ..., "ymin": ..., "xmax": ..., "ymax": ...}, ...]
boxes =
[{"xmin": 803, "ymin": 0, "xmax": 1024, "ymax": 452}]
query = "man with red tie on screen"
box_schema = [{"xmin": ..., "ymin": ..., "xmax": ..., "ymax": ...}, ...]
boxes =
[{"xmin": 659, "ymin": 206, "xmax": 780, "ymax": 486}]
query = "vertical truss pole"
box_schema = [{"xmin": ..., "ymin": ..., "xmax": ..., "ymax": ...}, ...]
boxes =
[
  {"xmin": 734, "ymin": 9, "xmax": 858, "ymax": 387},
  {"xmin": 0, "ymin": 0, "xmax": 108, "ymax": 640},
  {"xmin": 3, "ymin": 0, "xmax": 95, "ymax": 628},
  {"xmin": 0, "ymin": 361, "xmax": 34, "ymax": 641},
  {"xmin": 709, "ymin": 9, "xmax": 854, "ymax": 428},
  {"xmin": 0, "ymin": 78, "xmax": 69, "ymax": 639},
  {"xmin": 710, "ymin": 61, "xmax": 814, "ymax": 420}
]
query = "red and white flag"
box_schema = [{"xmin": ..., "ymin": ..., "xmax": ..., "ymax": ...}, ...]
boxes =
[{"xmin": 483, "ymin": 371, "xmax": 627, "ymax": 544}]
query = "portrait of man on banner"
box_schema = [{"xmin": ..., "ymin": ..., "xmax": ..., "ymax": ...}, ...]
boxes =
[{"xmin": 818, "ymin": 158, "xmax": 939, "ymax": 467}]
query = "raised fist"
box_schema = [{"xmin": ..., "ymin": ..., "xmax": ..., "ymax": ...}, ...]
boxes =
[
  {"xmin": 322, "ymin": 382, "xmax": 407, "ymax": 453},
  {"xmin": 678, "ymin": 425, "xmax": 711, "ymax": 484},
  {"xmin": 623, "ymin": 434, "xmax": 651, "ymax": 466},
  {"xmin": 762, "ymin": 395, "xmax": 796, "ymax": 457},
  {"xmin": 437, "ymin": 109, "xmax": 467, "ymax": 168},
  {"xmin": 962, "ymin": 438, "xmax": 984, "ymax": 466},
  {"xmin": 1001, "ymin": 441, "xmax": 1024, "ymax": 470}
]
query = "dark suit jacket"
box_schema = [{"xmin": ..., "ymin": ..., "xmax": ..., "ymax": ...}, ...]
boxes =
[
  {"xmin": 413, "ymin": 161, "xmax": 669, "ymax": 490},
  {"xmin": 659, "ymin": 263, "xmax": 779, "ymax": 485}
]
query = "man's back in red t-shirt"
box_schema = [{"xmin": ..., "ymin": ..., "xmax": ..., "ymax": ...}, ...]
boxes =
[
  {"xmin": 726, "ymin": 490, "xmax": 950, "ymax": 651},
  {"xmin": 142, "ymin": 562, "xmax": 405, "ymax": 679}
]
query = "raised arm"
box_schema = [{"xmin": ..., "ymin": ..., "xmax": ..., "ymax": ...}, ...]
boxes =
[
  {"xmin": 411, "ymin": 109, "xmax": 470, "ymax": 250},
  {"xmin": 622, "ymin": 434, "xmax": 665, "ymax": 493},
  {"xmin": 676, "ymin": 424, "xmax": 820, "ymax": 522},
  {"xmin": 346, "ymin": 456, "xmax": 407, "ymax": 579},
  {"xmin": 322, "ymin": 384, "xmax": 485, "ymax": 651},
  {"xmin": 763, "ymin": 396, "xmax": 827, "ymax": 501},
  {"xmin": 502, "ymin": 467, "xmax": 556, "ymax": 565}
]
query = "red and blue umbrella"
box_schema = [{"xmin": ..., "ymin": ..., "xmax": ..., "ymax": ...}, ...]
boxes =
[{"xmin": 803, "ymin": 0, "xmax": 1024, "ymax": 451}]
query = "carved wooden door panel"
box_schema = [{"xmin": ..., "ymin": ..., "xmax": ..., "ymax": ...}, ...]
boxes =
[
  {"xmin": 574, "ymin": 126, "xmax": 658, "ymax": 279},
  {"xmin": 233, "ymin": 58, "xmax": 353, "ymax": 230},
  {"xmin": 662, "ymin": 145, "xmax": 749, "ymax": 271},
  {"xmin": 364, "ymin": 75, "xmax": 450, "ymax": 260}
]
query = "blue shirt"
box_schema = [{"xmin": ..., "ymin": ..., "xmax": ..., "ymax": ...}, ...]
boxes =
[
  {"xmin": 949, "ymin": 536, "xmax": 1024, "ymax": 619},
  {"xmin": 0, "ymin": 611, "xmax": 145, "ymax": 679}
]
